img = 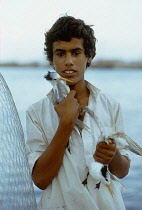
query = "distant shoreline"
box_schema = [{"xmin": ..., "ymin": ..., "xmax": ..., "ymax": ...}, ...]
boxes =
[{"xmin": 1, "ymin": 60, "xmax": 142, "ymax": 69}]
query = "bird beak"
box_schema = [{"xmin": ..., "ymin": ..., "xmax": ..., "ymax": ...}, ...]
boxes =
[{"xmin": 60, "ymin": 77, "xmax": 73, "ymax": 83}]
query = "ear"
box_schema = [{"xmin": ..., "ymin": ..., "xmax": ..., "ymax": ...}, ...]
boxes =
[
  {"xmin": 87, "ymin": 57, "xmax": 92, "ymax": 63},
  {"xmin": 49, "ymin": 60, "xmax": 53, "ymax": 66},
  {"xmin": 86, "ymin": 57, "xmax": 92, "ymax": 67},
  {"xmin": 49, "ymin": 61, "xmax": 55, "ymax": 70}
]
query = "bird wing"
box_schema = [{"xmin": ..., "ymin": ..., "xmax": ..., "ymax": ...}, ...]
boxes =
[{"xmin": 107, "ymin": 132, "xmax": 142, "ymax": 156}]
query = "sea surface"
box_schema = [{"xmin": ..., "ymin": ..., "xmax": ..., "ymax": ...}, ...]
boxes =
[{"xmin": 0, "ymin": 67, "xmax": 142, "ymax": 210}]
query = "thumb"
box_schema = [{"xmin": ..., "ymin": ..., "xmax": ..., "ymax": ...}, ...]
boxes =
[
  {"xmin": 54, "ymin": 102, "xmax": 59, "ymax": 106},
  {"xmin": 54, "ymin": 102, "xmax": 59, "ymax": 111}
]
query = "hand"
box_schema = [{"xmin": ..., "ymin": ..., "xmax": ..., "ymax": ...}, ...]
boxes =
[
  {"xmin": 54, "ymin": 90, "xmax": 80, "ymax": 126},
  {"xmin": 93, "ymin": 139, "xmax": 116, "ymax": 165}
]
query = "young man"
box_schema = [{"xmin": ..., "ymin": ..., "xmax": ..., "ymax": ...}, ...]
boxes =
[{"xmin": 26, "ymin": 16, "xmax": 130, "ymax": 210}]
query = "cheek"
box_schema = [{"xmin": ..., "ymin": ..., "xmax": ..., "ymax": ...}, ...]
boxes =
[
  {"xmin": 81, "ymin": 61, "xmax": 88, "ymax": 70},
  {"xmin": 80, "ymin": 57, "xmax": 88, "ymax": 67},
  {"xmin": 53, "ymin": 60, "xmax": 62, "ymax": 69}
]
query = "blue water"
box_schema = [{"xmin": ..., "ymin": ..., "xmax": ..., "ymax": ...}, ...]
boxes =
[{"xmin": 0, "ymin": 67, "xmax": 142, "ymax": 210}]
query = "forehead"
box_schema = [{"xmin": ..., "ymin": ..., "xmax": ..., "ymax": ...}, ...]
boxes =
[{"xmin": 52, "ymin": 37, "xmax": 84, "ymax": 52}]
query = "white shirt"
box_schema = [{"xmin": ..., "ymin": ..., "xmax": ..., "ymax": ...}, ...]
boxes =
[{"xmin": 26, "ymin": 81, "xmax": 130, "ymax": 210}]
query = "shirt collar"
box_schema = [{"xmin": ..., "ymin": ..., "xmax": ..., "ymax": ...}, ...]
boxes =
[{"xmin": 85, "ymin": 80, "xmax": 100, "ymax": 101}]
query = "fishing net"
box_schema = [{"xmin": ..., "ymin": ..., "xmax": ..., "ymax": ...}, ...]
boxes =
[{"xmin": 0, "ymin": 73, "xmax": 37, "ymax": 209}]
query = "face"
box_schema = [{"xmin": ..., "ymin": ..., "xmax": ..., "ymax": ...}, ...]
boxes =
[{"xmin": 51, "ymin": 37, "xmax": 92, "ymax": 86}]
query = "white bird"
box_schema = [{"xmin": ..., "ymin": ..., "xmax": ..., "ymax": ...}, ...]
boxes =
[{"xmin": 86, "ymin": 112, "xmax": 142, "ymax": 196}]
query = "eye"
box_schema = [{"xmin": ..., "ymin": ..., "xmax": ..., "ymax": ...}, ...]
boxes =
[
  {"xmin": 72, "ymin": 51, "xmax": 81, "ymax": 56},
  {"xmin": 57, "ymin": 52, "xmax": 64, "ymax": 57}
]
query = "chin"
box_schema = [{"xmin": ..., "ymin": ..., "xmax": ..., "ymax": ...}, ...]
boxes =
[
  {"xmin": 67, "ymin": 82, "xmax": 75, "ymax": 86},
  {"xmin": 66, "ymin": 79, "xmax": 76, "ymax": 86}
]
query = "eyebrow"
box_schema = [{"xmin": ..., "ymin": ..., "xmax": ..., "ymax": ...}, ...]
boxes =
[{"xmin": 53, "ymin": 48, "xmax": 83, "ymax": 54}]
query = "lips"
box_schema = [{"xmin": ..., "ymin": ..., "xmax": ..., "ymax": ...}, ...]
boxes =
[
  {"xmin": 62, "ymin": 70, "xmax": 77, "ymax": 79},
  {"xmin": 63, "ymin": 69, "xmax": 76, "ymax": 74},
  {"xmin": 64, "ymin": 70, "xmax": 74, "ymax": 73}
]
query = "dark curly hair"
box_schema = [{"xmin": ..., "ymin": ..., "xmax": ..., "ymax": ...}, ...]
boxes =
[{"xmin": 44, "ymin": 15, "xmax": 97, "ymax": 67}]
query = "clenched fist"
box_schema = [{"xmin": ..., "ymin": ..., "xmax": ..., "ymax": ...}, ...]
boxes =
[
  {"xmin": 54, "ymin": 90, "xmax": 80, "ymax": 127},
  {"xmin": 94, "ymin": 139, "xmax": 116, "ymax": 165}
]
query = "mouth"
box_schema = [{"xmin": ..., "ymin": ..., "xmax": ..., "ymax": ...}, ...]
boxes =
[{"xmin": 63, "ymin": 69, "xmax": 76, "ymax": 76}]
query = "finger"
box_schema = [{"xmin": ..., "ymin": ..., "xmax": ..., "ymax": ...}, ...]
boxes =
[
  {"xmin": 54, "ymin": 102, "xmax": 59, "ymax": 106},
  {"xmin": 94, "ymin": 155, "xmax": 109, "ymax": 165},
  {"xmin": 67, "ymin": 90, "xmax": 76, "ymax": 97},
  {"xmin": 97, "ymin": 141, "xmax": 116, "ymax": 150},
  {"xmin": 97, "ymin": 142, "xmax": 107, "ymax": 147},
  {"xmin": 95, "ymin": 150, "xmax": 114, "ymax": 164},
  {"xmin": 95, "ymin": 150, "xmax": 114, "ymax": 160},
  {"xmin": 97, "ymin": 142, "xmax": 113, "ymax": 150},
  {"xmin": 108, "ymin": 138, "xmax": 115, "ymax": 145},
  {"xmin": 96, "ymin": 146, "xmax": 116, "ymax": 155},
  {"xmin": 54, "ymin": 102, "xmax": 60, "ymax": 111}
]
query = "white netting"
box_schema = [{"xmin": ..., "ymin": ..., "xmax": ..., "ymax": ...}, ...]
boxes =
[{"xmin": 0, "ymin": 73, "xmax": 37, "ymax": 210}]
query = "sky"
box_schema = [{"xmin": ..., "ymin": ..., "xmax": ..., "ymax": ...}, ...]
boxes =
[{"xmin": 1, "ymin": 0, "xmax": 142, "ymax": 63}]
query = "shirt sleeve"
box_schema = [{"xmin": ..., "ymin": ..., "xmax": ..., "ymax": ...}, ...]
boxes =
[
  {"xmin": 114, "ymin": 102, "xmax": 131, "ymax": 161},
  {"xmin": 26, "ymin": 106, "xmax": 49, "ymax": 174}
]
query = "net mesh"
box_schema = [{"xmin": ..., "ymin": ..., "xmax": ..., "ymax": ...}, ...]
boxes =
[{"xmin": 0, "ymin": 73, "xmax": 37, "ymax": 210}]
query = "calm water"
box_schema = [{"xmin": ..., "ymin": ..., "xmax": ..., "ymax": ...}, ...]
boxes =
[{"xmin": 0, "ymin": 67, "xmax": 142, "ymax": 210}]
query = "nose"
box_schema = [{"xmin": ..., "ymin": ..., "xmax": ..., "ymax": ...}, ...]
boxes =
[{"xmin": 65, "ymin": 53, "xmax": 74, "ymax": 66}]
